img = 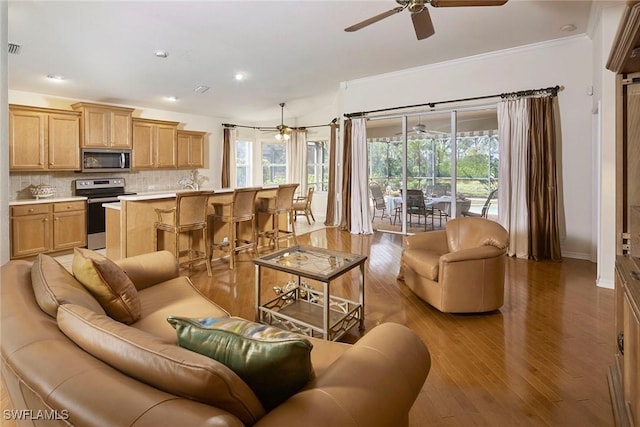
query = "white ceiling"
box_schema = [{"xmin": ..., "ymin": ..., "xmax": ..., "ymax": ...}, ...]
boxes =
[{"xmin": 8, "ymin": 0, "xmax": 597, "ymax": 124}]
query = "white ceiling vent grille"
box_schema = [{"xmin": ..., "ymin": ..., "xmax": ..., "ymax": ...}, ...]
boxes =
[{"xmin": 8, "ymin": 43, "xmax": 22, "ymax": 55}]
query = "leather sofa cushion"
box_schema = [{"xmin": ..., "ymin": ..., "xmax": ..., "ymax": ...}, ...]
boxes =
[
  {"xmin": 168, "ymin": 316, "xmax": 314, "ymax": 411},
  {"xmin": 402, "ymin": 249, "xmax": 440, "ymax": 281},
  {"xmin": 31, "ymin": 254, "xmax": 105, "ymax": 318},
  {"xmin": 131, "ymin": 277, "xmax": 230, "ymax": 342},
  {"xmin": 72, "ymin": 248, "xmax": 141, "ymax": 324},
  {"xmin": 57, "ymin": 304, "xmax": 265, "ymax": 426}
]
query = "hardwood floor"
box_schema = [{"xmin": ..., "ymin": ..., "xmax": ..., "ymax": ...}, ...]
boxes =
[
  {"xmin": 1, "ymin": 222, "xmax": 615, "ymax": 426},
  {"xmin": 191, "ymin": 226, "xmax": 615, "ymax": 426}
]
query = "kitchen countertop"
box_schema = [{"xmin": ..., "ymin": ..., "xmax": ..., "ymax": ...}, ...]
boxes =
[
  {"xmin": 103, "ymin": 202, "xmax": 121, "ymax": 210},
  {"xmin": 118, "ymin": 188, "xmax": 233, "ymax": 202},
  {"xmin": 9, "ymin": 196, "xmax": 87, "ymax": 206}
]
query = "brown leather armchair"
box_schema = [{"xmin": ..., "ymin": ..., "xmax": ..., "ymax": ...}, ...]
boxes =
[{"xmin": 398, "ymin": 217, "xmax": 509, "ymax": 313}]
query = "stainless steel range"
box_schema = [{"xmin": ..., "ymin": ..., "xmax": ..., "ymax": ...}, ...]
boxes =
[{"xmin": 74, "ymin": 178, "xmax": 135, "ymax": 250}]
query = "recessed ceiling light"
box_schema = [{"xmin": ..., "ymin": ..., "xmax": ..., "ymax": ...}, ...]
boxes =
[
  {"xmin": 560, "ymin": 24, "xmax": 576, "ymax": 32},
  {"xmin": 46, "ymin": 74, "xmax": 65, "ymax": 82},
  {"xmin": 164, "ymin": 96, "xmax": 178, "ymax": 102},
  {"xmin": 193, "ymin": 85, "xmax": 210, "ymax": 93},
  {"xmin": 234, "ymin": 72, "xmax": 245, "ymax": 81},
  {"xmin": 154, "ymin": 50, "xmax": 169, "ymax": 58}
]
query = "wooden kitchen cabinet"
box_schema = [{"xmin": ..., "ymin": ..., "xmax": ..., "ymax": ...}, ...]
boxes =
[
  {"xmin": 72, "ymin": 102, "xmax": 134, "ymax": 148},
  {"xmin": 132, "ymin": 118, "xmax": 179, "ymax": 169},
  {"xmin": 53, "ymin": 201, "xmax": 87, "ymax": 250},
  {"xmin": 9, "ymin": 105, "xmax": 80, "ymax": 171},
  {"xmin": 10, "ymin": 201, "xmax": 86, "ymax": 259},
  {"xmin": 10, "ymin": 204, "xmax": 51, "ymax": 258},
  {"xmin": 177, "ymin": 130, "xmax": 206, "ymax": 168}
]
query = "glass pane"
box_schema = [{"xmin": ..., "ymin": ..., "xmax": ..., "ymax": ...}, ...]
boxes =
[
  {"xmin": 236, "ymin": 140, "xmax": 251, "ymax": 187},
  {"xmin": 366, "ymin": 117, "xmax": 403, "ymax": 233},
  {"xmin": 236, "ymin": 167, "xmax": 248, "ymax": 187},
  {"xmin": 455, "ymin": 109, "xmax": 499, "ymax": 221},
  {"xmin": 414, "ymin": 112, "xmax": 452, "ymax": 231},
  {"xmin": 307, "ymin": 140, "xmax": 328, "ymax": 192},
  {"xmin": 262, "ymin": 143, "xmax": 287, "ymax": 185}
]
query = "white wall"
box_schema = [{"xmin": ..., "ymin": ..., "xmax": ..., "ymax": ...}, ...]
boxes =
[
  {"xmin": 337, "ymin": 36, "xmax": 595, "ymax": 260},
  {"xmin": 590, "ymin": 3, "xmax": 625, "ymax": 289}
]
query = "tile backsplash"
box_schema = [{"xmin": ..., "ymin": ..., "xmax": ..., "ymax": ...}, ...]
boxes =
[{"xmin": 9, "ymin": 169, "xmax": 213, "ymax": 201}]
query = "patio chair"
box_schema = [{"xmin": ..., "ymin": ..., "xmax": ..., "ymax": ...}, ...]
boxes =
[
  {"xmin": 369, "ymin": 182, "xmax": 391, "ymax": 223},
  {"xmin": 463, "ymin": 188, "xmax": 498, "ymax": 218},
  {"xmin": 406, "ymin": 189, "xmax": 433, "ymax": 231}
]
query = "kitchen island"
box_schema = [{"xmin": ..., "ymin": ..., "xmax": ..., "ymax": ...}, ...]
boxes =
[{"xmin": 105, "ymin": 186, "xmax": 287, "ymax": 261}]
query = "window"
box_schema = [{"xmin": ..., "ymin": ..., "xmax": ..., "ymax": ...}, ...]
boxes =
[
  {"xmin": 307, "ymin": 140, "xmax": 328, "ymax": 191},
  {"xmin": 235, "ymin": 140, "xmax": 251, "ymax": 187},
  {"xmin": 262, "ymin": 142, "xmax": 287, "ymax": 185}
]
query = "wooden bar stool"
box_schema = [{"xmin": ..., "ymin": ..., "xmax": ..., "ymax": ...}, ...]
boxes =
[
  {"xmin": 154, "ymin": 191, "xmax": 214, "ymax": 277},
  {"xmin": 210, "ymin": 187, "xmax": 261, "ymax": 269},
  {"xmin": 257, "ymin": 183, "xmax": 299, "ymax": 250}
]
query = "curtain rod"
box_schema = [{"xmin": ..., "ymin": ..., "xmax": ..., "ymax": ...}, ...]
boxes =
[
  {"xmin": 222, "ymin": 117, "xmax": 338, "ymax": 130},
  {"xmin": 343, "ymin": 85, "xmax": 561, "ymax": 119}
]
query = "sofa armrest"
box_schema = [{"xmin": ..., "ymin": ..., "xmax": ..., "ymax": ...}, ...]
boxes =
[
  {"xmin": 440, "ymin": 245, "xmax": 505, "ymax": 264},
  {"xmin": 404, "ymin": 230, "xmax": 448, "ymax": 253},
  {"xmin": 254, "ymin": 323, "xmax": 430, "ymax": 427},
  {"xmin": 115, "ymin": 250, "xmax": 179, "ymax": 291}
]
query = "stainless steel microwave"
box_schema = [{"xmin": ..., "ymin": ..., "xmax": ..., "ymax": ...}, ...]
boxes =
[{"xmin": 81, "ymin": 148, "xmax": 131, "ymax": 173}]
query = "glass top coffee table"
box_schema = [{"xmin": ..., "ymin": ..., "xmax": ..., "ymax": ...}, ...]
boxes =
[{"xmin": 254, "ymin": 245, "xmax": 367, "ymax": 341}]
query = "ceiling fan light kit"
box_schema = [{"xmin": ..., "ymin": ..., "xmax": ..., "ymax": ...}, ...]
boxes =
[
  {"xmin": 274, "ymin": 102, "xmax": 293, "ymax": 141},
  {"xmin": 345, "ymin": 0, "xmax": 508, "ymax": 41}
]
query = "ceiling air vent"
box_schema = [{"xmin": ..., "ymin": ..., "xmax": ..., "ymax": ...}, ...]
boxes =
[{"xmin": 8, "ymin": 43, "xmax": 22, "ymax": 55}]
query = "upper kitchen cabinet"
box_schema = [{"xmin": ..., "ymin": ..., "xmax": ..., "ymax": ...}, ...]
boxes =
[
  {"xmin": 177, "ymin": 130, "xmax": 206, "ymax": 169},
  {"xmin": 9, "ymin": 105, "xmax": 81, "ymax": 171},
  {"xmin": 71, "ymin": 102, "xmax": 134, "ymax": 148},
  {"xmin": 132, "ymin": 118, "xmax": 179, "ymax": 169}
]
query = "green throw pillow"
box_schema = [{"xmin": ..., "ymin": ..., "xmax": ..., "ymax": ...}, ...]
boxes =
[{"xmin": 167, "ymin": 316, "xmax": 314, "ymax": 410}]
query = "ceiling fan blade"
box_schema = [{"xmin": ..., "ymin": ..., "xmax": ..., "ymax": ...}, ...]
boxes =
[
  {"xmin": 412, "ymin": 8, "xmax": 435, "ymax": 40},
  {"xmin": 431, "ymin": 0, "xmax": 508, "ymax": 7},
  {"xmin": 345, "ymin": 6, "xmax": 405, "ymax": 32}
]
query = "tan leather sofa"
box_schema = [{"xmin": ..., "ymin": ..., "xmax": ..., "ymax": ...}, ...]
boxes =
[
  {"xmin": 399, "ymin": 217, "xmax": 509, "ymax": 313},
  {"xmin": 1, "ymin": 250, "xmax": 430, "ymax": 427}
]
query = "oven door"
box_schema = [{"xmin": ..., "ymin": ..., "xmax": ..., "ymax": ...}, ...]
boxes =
[{"xmin": 86, "ymin": 196, "xmax": 119, "ymax": 250}]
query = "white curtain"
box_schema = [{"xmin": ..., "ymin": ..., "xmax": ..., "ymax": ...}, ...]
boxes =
[
  {"xmin": 287, "ymin": 130, "xmax": 307, "ymax": 195},
  {"xmin": 498, "ymin": 99, "xmax": 529, "ymax": 258},
  {"xmin": 350, "ymin": 118, "xmax": 373, "ymax": 234}
]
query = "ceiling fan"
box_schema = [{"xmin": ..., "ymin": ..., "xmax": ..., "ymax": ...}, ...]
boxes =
[
  {"xmin": 274, "ymin": 102, "xmax": 293, "ymax": 141},
  {"xmin": 344, "ymin": 0, "xmax": 508, "ymax": 41}
]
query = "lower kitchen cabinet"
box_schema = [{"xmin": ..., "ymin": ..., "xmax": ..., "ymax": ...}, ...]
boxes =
[{"xmin": 10, "ymin": 201, "xmax": 86, "ymax": 259}]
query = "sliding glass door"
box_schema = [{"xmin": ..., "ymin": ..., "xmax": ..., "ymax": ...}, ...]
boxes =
[
  {"xmin": 455, "ymin": 109, "xmax": 499, "ymax": 220},
  {"xmin": 366, "ymin": 106, "xmax": 499, "ymax": 235}
]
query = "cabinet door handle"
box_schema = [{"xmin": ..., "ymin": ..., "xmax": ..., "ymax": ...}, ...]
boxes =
[
  {"xmin": 28, "ymin": 208, "xmax": 34, "ymax": 213},
  {"xmin": 631, "ymin": 271, "xmax": 639, "ymax": 281}
]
